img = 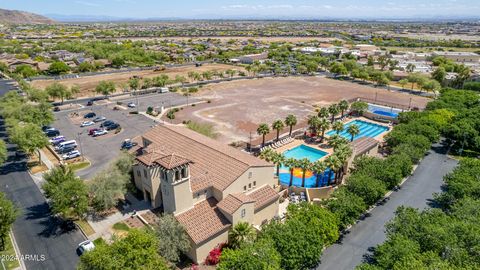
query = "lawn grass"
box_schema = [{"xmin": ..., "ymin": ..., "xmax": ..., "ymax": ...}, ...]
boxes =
[
  {"xmin": 93, "ymin": 238, "xmax": 106, "ymax": 246},
  {"xmin": 0, "ymin": 233, "xmax": 20, "ymax": 270},
  {"xmin": 68, "ymin": 160, "xmax": 91, "ymax": 171},
  {"xmin": 112, "ymin": 222, "xmax": 130, "ymax": 232},
  {"xmin": 75, "ymin": 220, "xmax": 96, "ymax": 237},
  {"xmin": 185, "ymin": 121, "xmax": 218, "ymax": 139}
]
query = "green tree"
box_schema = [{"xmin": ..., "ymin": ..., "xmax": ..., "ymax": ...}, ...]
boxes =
[
  {"xmin": 47, "ymin": 61, "xmax": 70, "ymax": 75},
  {"xmin": 332, "ymin": 121, "xmax": 344, "ymax": 134},
  {"xmin": 399, "ymin": 79, "xmax": 408, "ymax": 89},
  {"xmin": 228, "ymin": 222, "xmax": 257, "ymax": 249},
  {"xmin": 8, "ymin": 123, "xmax": 48, "ymax": 164},
  {"xmin": 218, "ymin": 239, "xmax": 281, "ymax": 270},
  {"xmin": 338, "ymin": 100, "xmax": 349, "ymax": 118},
  {"xmin": 154, "ymin": 214, "xmax": 190, "ymax": 263},
  {"xmin": 324, "ymin": 187, "xmax": 367, "ymax": 230},
  {"xmin": 257, "ymin": 123, "xmax": 270, "ymax": 146},
  {"xmin": 347, "ymin": 123, "xmax": 360, "ymax": 141},
  {"xmin": 14, "ymin": 64, "xmax": 37, "ymax": 78},
  {"xmin": 346, "ymin": 174, "xmax": 387, "ymax": 205},
  {"xmin": 318, "ymin": 107, "xmax": 329, "ymax": 118},
  {"xmin": 298, "ymin": 158, "xmax": 312, "ymax": 187},
  {"xmin": 43, "ymin": 165, "xmax": 88, "ymax": 220},
  {"xmin": 328, "ymin": 104, "xmax": 339, "ymax": 123},
  {"xmin": 284, "ymin": 158, "xmax": 299, "ymax": 187},
  {"xmin": 89, "ymin": 166, "xmax": 129, "ymax": 212},
  {"xmin": 350, "ymin": 101, "xmax": 368, "ymax": 115},
  {"xmin": 318, "ymin": 118, "xmax": 330, "ymax": 143},
  {"xmin": 272, "ymin": 119, "xmax": 285, "ymax": 141},
  {"xmin": 79, "ymin": 229, "xmax": 169, "ymax": 270},
  {"xmin": 329, "ymin": 62, "xmax": 348, "ymax": 77},
  {"xmin": 271, "ymin": 152, "xmax": 285, "ymax": 177},
  {"xmin": 0, "ymin": 192, "xmax": 18, "ymax": 251},
  {"xmin": 128, "ymin": 77, "xmax": 140, "ymax": 91},
  {"xmin": 0, "ymin": 140, "xmax": 7, "ymax": 166},
  {"xmin": 312, "ymin": 160, "xmax": 327, "ymax": 187},
  {"xmin": 325, "ymin": 154, "xmax": 343, "ymax": 184},
  {"xmin": 95, "ymin": 81, "xmax": 116, "ymax": 97},
  {"xmin": 431, "ymin": 66, "xmax": 447, "ymax": 86},
  {"xmin": 46, "ymin": 82, "xmax": 68, "ymax": 103},
  {"xmin": 70, "ymin": 85, "xmax": 81, "ymax": 99},
  {"xmin": 284, "ymin": 114, "xmax": 297, "ymax": 136}
]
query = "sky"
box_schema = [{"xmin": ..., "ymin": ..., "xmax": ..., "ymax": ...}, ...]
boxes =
[{"xmin": 1, "ymin": 0, "xmax": 480, "ymax": 19}]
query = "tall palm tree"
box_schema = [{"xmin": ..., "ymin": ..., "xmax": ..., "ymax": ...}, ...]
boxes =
[
  {"xmin": 284, "ymin": 158, "xmax": 298, "ymax": 187},
  {"xmin": 328, "ymin": 134, "xmax": 348, "ymax": 151},
  {"xmin": 312, "ymin": 160, "xmax": 327, "ymax": 187},
  {"xmin": 318, "ymin": 118, "xmax": 330, "ymax": 143},
  {"xmin": 257, "ymin": 123, "xmax": 270, "ymax": 146},
  {"xmin": 298, "ymin": 158, "xmax": 312, "ymax": 188},
  {"xmin": 272, "ymin": 119, "xmax": 285, "ymax": 141},
  {"xmin": 328, "ymin": 104, "xmax": 339, "ymax": 123},
  {"xmin": 347, "ymin": 124, "xmax": 360, "ymax": 142},
  {"xmin": 334, "ymin": 144, "xmax": 353, "ymax": 181},
  {"xmin": 271, "ymin": 152, "xmax": 285, "ymax": 177},
  {"xmin": 318, "ymin": 107, "xmax": 329, "ymax": 118},
  {"xmin": 325, "ymin": 155, "xmax": 342, "ymax": 185},
  {"xmin": 259, "ymin": 148, "xmax": 275, "ymax": 161},
  {"xmin": 307, "ymin": 115, "xmax": 321, "ymax": 136},
  {"xmin": 332, "ymin": 121, "xmax": 344, "ymax": 134},
  {"xmin": 228, "ymin": 222, "xmax": 256, "ymax": 249},
  {"xmin": 338, "ymin": 100, "xmax": 349, "ymax": 118},
  {"xmin": 284, "ymin": 114, "xmax": 297, "ymax": 136}
]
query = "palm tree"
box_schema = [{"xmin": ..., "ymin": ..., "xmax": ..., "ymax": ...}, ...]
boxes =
[
  {"xmin": 347, "ymin": 124, "xmax": 360, "ymax": 142},
  {"xmin": 257, "ymin": 123, "xmax": 270, "ymax": 146},
  {"xmin": 334, "ymin": 144, "xmax": 353, "ymax": 181},
  {"xmin": 272, "ymin": 119, "xmax": 285, "ymax": 141},
  {"xmin": 298, "ymin": 158, "xmax": 312, "ymax": 188},
  {"xmin": 318, "ymin": 107, "xmax": 329, "ymax": 118},
  {"xmin": 328, "ymin": 134, "xmax": 348, "ymax": 151},
  {"xmin": 228, "ymin": 222, "xmax": 256, "ymax": 249},
  {"xmin": 307, "ymin": 115, "xmax": 321, "ymax": 136},
  {"xmin": 325, "ymin": 155, "xmax": 342, "ymax": 185},
  {"xmin": 284, "ymin": 158, "xmax": 298, "ymax": 187},
  {"xmin": 271, "ymin": 152, "xmax": 285, "ymax": 177},
  {"xmin": 318, "ymin": 118, "xmax": 330, "ymax": 143},
  {"xmin": 259, "ymin": 148, "xmax": 274, "ymax": 161},
  {"xmin": 332, "ymin": 121, "xmax": 344, "ymax": 134},
  {"xmin": 338, "ymin": 100, "xmax": 349, "ymax": 118},
  {"xmin": 284, "ymin": 114, "xmax": 297, "ymax": 136},
  {"xmin": 312, "ymin": 160, "xmax": 327, "ymax": 187},
  {"xmin": 328, "ymin": 104, "xmax": 339, "ymax": 123}
]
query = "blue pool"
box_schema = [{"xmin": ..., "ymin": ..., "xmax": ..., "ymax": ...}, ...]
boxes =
[
  {"xmin": 368, "ymin": 103, "xmax": 402, "ymax": 118},
  {"xmin": 326, "ymin": 120, "xmax": 389, "ymax": 141},
  {"xmin": 278, "ymin": 145, "xmax": 334, "ymax": 188}
]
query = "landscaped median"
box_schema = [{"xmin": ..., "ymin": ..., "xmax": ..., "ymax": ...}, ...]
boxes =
[{"xmin": 0, "ymin": 233, "xmax": 20, "ymax": 270}]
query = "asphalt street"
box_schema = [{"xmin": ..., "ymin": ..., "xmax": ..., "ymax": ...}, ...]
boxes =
[
  {"xmin": 52, "ymin": 92, "xmax": 195, "ymax": 179},
  {"xmin": 316, "ymin": 141, "xmax": 458, "ymax": 270},
  {"xmin": 0, "ymin": 79, "xmax": 85, "ymax": 270}
]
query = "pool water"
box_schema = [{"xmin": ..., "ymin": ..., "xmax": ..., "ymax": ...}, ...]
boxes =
[
  {"xmin": 278, "ymin": 145, "xmax": 334, "ymax": 188},
  {"xmin": 368, "ymin": 103, "xmax": 402, "ymax": 118},
  {"xmin": 326, "ymin": 120, "xmax": 389, "ymax": 141}
]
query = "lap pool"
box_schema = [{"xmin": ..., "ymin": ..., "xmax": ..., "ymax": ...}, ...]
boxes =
[
  {"xmin": 278, "ymin": 145, "xmax": 334, "ymax": 188},
  {"xmin": 326, "ymin": 120, "xmax": 389, "ymax": 140}
]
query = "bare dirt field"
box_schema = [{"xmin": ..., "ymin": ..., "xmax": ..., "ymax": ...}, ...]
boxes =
[
  {"xmin": 162, "ymin": 76, "xmax": 430, "ymax": 144},
  {"xmin": 30, "ymin": 63, "xmax": 244, "ymax": 98}
]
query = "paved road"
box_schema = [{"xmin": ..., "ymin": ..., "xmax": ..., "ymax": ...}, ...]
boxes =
[
  {"xmin": 0, "ymin": 80, "xmax": 85, "ymax": 270},
  {"xmin": 317, "ymin": 141, "xmax": 458, "ymax": 270}
]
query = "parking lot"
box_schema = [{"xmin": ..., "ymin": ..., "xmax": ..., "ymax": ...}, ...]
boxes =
[{"xmin": 51, "ymin": 92, "xmax": 196, "ymax": 179}]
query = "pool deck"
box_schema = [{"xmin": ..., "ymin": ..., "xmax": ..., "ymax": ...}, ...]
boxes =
[{"xmin": 275, "ymin": 116, "xmax": 391, "ymax": 159}]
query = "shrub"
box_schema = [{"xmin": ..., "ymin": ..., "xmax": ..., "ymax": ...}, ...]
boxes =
[
  {"xmin": 324, "ymin": 187, "xmax": 367, "ymax": 229},
  {"xmin": 346, "ymin": 174, "xmax": 387, "ymax": 205},
  {"xmin": 206, "ymin": 245, "xmax": 224, "ymax": 265}
]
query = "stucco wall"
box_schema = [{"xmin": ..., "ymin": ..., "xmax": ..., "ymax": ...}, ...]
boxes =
[
  {"xmin": 222, "ymin": 166, "xmax": 276, "ymax": 200},
  {"xmin": 253, "ymin": 200, "xmax": 279, "ymax": 226},
  {"xmin": 187, "ymin": 229, "xmax": 229, "ymax": 264}
]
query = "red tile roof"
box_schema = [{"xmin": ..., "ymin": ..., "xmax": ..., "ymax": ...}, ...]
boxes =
[
  {"xmin": 217, "ymin": 193, "xmax": 255, "ymax": 215},
  {"xmin": 247, "ymin": 185, "xmax": 280, "ymax": 212},
  {"xmin": 175, "ymin": 198, "xmax": 231, "ymax": 245}
]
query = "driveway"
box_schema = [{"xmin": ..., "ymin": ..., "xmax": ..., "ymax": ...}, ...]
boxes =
[{"xmin": 317, "ymin": 141, "xmax": 458, "ymax": 270}]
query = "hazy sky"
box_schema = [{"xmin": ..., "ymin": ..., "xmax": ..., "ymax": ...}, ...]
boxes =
[{"xmin": 2, "ymin": 0, "xmax": 480, "ymax": 18}]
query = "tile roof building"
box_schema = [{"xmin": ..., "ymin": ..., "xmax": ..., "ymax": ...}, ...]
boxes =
[{"xmin": 132, "ymin": 124, "xmax": 279, "ymax": 263}]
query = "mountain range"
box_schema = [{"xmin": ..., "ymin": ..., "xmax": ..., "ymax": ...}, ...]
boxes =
[{"xmin": 0, "ymin": 8, "xmax": 55, "ymax": 24}]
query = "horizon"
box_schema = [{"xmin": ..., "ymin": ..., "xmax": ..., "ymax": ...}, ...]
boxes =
[{"xmin": 2, "ymin": 0, "xmax": 480, "ymax": 21}]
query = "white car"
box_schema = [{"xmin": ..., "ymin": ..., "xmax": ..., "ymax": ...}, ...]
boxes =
[
  {"xmin": 78, "ymin": 240, "xmax": 95, "ymax": 255},
  {"xmin": 127, "ymin": 102, "xmax": 136, "ymax": 108},
  {"xmin": 93, "ymin": 116, "xmax": 106, "ymax": 122},
  {"xmin": 93, "ymin": 129, "xmax": 108, "ymax": 137},
  {"xmin": 62, "ymin": 150, "xmax": 81, "ymax": 160},
  {"xmin": 80, "ymin": 121, "xmax": 95, "ymax": 127}
]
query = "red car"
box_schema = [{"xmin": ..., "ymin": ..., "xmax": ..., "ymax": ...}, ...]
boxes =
[{"xmin": 88, "ymin": 128, "xmax": 100, "ymax": 136}]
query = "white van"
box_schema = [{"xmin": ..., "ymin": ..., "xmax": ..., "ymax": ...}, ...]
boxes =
[{"xmin": 55, "ymin": 140, "xmax": 77, "ymax": 150}]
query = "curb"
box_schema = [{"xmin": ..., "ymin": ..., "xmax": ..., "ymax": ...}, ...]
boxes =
[{"xmin": 9, "ymin": 230, "xmax": 26, "ymax": 270}]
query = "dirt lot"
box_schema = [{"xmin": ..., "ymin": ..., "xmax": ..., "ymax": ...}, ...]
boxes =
[
  {"xmin": 162, "ymin": 76, "xmax": 430, "ymax": 144},
  {"xmin": 30, "ymin": 63, "xmax": 244, "ymax": 98}
]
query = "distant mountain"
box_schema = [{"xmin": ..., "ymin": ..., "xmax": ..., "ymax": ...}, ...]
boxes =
[{"xmin": 0, "ymin": 8, "xmax": 55, "ymax": 24}]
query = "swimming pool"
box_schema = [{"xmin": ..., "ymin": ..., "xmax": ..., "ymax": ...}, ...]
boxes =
[
  {"xmin": 368, "ymin": 103, "xmax": 402, "ymax": 118},
  {"xmin": 326, "ymin": 120, "xmax": 389, "ymax": 140},
  {"xmin": 278, "ymin": 145, "xmax": 334, "ymax": 188}
]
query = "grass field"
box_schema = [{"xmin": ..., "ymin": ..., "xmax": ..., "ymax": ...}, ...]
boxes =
[
  {"xmin": 75, "ymin": 220, "xmax": 96, "ymax": 237},
  {"xmin": 0, "ymin": 233, "xmax": 20, "ymax": 270}
]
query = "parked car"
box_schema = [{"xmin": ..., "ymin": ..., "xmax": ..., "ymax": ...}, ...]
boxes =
[
  {"xmin": 42, "ymin": 126, "xmax": 53, "ymax": 132},
  {"xmin": 45, "ymin": 129, "xmax": 60, "ymax": 137},
  {"xmin": 80, "ymin": 121, "xmax": 95, "ymax": 127},
  {"xmin": 100, "ymin": 120, "xmax": 115, "ymax": 128},
  {"xmin": 83, "ymin": 112, "xmax": 96, "ymax": 119},
  {"xmin": 86, "ymin": 100, "xmax": 94, "ymax": 106},
  {"xmin": 62, "ymin": 150, "xmax": 81, "ymax": 160},
  {"xmin": 93, "ymin": 116, "xmax": 106, "ymax": 122},
  {"xmin": 93, "ymin": 129, "xmax": 108, "ymax": 137},
  {"xmin": 127, "ymin": 102, "xmax": 136, "ymax": 108},
  {"xmin": 88, "ymin": 128, "xmax": 100, "ymax": 136},
  {"xmin": 121, "ymin": 139, "xmax": 138, "ymax": 150},
  {"xmin": 56, "ymin": 145, "xmax": 76, "ymax": 154},
  {"xmin": 78, "ymin": 240, "xmax": 95, "ymax": 255},
  {"xmin": 49, "ymin": 136, "xmax": 65, "ymax": 145},
  {"xmin": 53, "ymin": 106, "xmax": 60, "ymax": 112},
  {"xmin": 105, "ymin": 123, "xmax": 120, "ymax": 131}
]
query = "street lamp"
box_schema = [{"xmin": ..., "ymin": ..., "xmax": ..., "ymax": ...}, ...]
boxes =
[{"xmin": 77, "ymin": 132, "xmax": 84, "ymax": 161}]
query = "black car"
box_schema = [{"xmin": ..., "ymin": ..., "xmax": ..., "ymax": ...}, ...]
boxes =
[
  {"xmin": 121, "ymin": 140, "xmax": 137, "ymax": 150},
  {"xmin": 53, "ymin": 106, "xmax": 60, "ymax": 112},
  {"xmin": 45, "ymin": 129, "xmax": 60, "ymax": 137},
  {"xmin": 86, "ymin": 100, "xmax": 94, "ymax": 106},
  {"xmin": 105, "ymin": 123, "xmax": 120, "ymax": 131},
  {"xmin": 42, "ymin": 126, "xmax": 53, "ymax": 132},
  {"xmin": 100, "ymin": 120, "xmax": 115, "ymax": 128},
  {"xmin": 84, "ymin": 112, "xmax": 96, "ymax": 119}
]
